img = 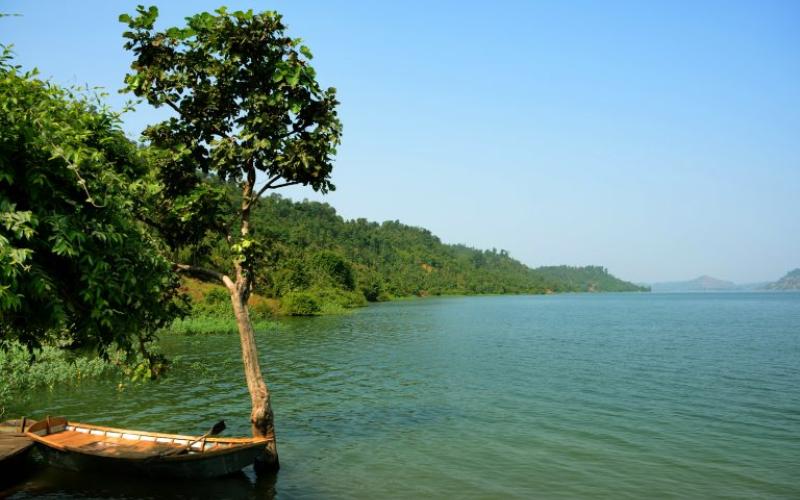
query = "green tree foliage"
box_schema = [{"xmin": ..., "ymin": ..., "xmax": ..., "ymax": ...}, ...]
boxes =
[
  {"xmin": 0, "ymin": 46, "xmax": 184, "ymax": 353},
  {"xmin": 121, "ymin": 6, "xmax": 341, "ymax": 259}
]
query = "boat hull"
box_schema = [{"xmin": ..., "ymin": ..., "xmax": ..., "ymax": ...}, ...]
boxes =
[
  {"xmin": 35, "ymin": 441, "xmax": 265, "ymax": 479},
  {"xmin": 0, "ymin": 420, "xmax": 37, "ymax": 487}
]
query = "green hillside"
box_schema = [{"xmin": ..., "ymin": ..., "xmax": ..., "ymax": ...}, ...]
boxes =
[
  {"xmin": 190, "ymin": 194, "xmax": 645, "ymax": 313},
  {"xmin": 534, "ymin": 266, "xmax": 651, "ymax": 293}
]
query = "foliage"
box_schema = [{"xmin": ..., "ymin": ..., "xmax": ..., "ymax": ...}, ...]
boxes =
[
  {"xmin": 120, "ymin": 5, "xmax": 342, "ymax": 282},
  {"xmin": 0, "ymin": 46, "xmax": 185, "ymax": 353},
  {"xmin": 279, "ymin": 287, "xmax": 365, "ymax": 316},
  {"xmin": 280, "ymin": 291, "xmax": 320, "ymax": 316}
]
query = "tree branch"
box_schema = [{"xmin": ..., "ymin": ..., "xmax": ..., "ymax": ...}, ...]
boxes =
[
  {"xmin": 174, "ymin": 264, "xmax": 235, "ymax": 291},
  {"xmin": 251, "ymin": 179, "xmax": 301, "ymax": 207},
  {"xmin": 163, "ymin": 97, "xmax": 229, "ymax": 139},
  {"xmin": 253, "ymin": 174, "xmax": 282, "ymax": 200},
  {"xmin": 267, "ymin": 181, "xmax": 300, "ymax": 190},
  {"xmin": 278, "ymin": 122, "xmax": 309, "ymax": 140}
]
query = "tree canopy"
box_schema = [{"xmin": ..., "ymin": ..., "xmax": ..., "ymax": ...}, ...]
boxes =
[
  {"xmin": 121, "ymin": 5, "xmax": 341, "ymax": 262},
  {"xmin": 0, "ymin": 46, "xmax": 184, "ymax": 352}
]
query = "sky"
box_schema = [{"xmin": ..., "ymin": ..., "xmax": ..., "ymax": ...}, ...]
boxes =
[{"xmin": 2, "ymin": 0, "xmax": 798, "ymax": 283}]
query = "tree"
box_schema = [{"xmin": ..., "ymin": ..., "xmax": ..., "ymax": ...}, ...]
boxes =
[
  {"xmin": 0, "ymin": 45, "xmax": 184, "ymax": 355},
  {"xmin": 120, "ymin": 6, "xmax": 342, "ymax": 471}
]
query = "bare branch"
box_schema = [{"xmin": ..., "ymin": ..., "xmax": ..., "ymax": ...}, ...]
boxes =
[
  {"xmin": 278, "ymin": 122, "xmax": 309, "ymax": 140},
  {"xmin": 253, "ymin": 174, "xmax": 282, "ymax": 200},
  {"xmin": 163, "ymin": 98, "xmax": 183, "ymax": 117},
  {"xmin": 251, "ymin": 178, "xmax": 302, "ymax": 208},
  {"xmin": 174, "ymin": 264, "xmax": 235, "ymax": 291},
  {"xmin": 267, "ymin": 181, "xmax": 300, "ymax": 190}
]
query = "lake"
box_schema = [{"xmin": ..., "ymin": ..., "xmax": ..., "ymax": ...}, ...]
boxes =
[{"xmin": 4, "ymin": 292, "xmax": 800, "ymax": 499}]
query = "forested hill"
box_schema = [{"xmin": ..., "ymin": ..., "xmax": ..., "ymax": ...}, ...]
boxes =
[{"xmin": 238, "ymin": 194, "xmax": 647, "ymax": 308}]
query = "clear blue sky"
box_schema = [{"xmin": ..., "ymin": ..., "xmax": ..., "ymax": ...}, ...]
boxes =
[{"xmin": 3, "ymin": 0, "xmax": 798, "ymax": 283}]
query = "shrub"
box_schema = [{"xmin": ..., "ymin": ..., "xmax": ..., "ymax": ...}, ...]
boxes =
[{"xmin": 281, "ymin": 291, "xmax": 321, "ymax": 316}]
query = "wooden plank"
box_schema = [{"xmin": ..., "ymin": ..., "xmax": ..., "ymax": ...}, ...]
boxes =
[{"xmin": 0, "ymin": 433, "xmax": 33, "ymax": 463}]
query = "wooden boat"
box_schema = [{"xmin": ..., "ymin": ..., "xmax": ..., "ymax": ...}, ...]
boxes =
[
  {"xmin": 0, "ymin": 418, "xmax": 36, "ymax": 473},
  {"xmin": 26, "ymin": 417, "xmax": 270, "ymax": 478}
]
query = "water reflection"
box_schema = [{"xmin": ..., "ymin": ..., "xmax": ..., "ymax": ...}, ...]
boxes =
[{"xmin": 4, "ymin": 457, "xmax": 277, "ymax": 499}]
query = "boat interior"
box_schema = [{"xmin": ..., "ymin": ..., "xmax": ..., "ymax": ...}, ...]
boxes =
[{"xmin": 26, "ymin": 417, "xmax": 263, "ymax": 460}]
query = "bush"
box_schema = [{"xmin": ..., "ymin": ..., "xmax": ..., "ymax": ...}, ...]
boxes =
[
  {"xmin": 204, "ymin": 288, "xmax": 230, "ymax": 305},
  {"xmin": 281, "ymin": 291, "xmax": 321, "ymax": 316}
]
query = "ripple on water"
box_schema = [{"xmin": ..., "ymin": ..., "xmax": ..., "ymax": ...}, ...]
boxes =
[{"xmin": 5, "ymin": 292, "xmax": 800, "ymax": 499}]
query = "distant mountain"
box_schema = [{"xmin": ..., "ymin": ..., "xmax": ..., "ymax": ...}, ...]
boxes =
[
  {"xmin": 650, "ymin": 275, "xmax": 737, "ymax": 292},
  {"xmin": 765, "ymin": 269, "xmax": 800, "ymax": 291}
]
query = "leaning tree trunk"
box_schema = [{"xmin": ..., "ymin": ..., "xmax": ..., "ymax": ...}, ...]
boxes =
[
  {"xmin": 229, "ymin": 281, "xmax": 279, "ymax": 472},
  {"xmin": 224, "ymin": 165, "xmax": 280, "ymax": 472}
]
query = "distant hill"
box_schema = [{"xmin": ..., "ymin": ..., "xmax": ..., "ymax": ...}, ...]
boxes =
[
  {"xmin": 213, "ymin": 194, "xmax": 650, "ymax": 309},
  {"xmin": 534, "ymin": 266, "xmax": 649, "ymax": 293},
  {"xmin": 765, "ymin": 269, "xmax": 800, "ymax": 291},
  {"xmin": 650, "ymin": 275, "xmax": 737, "ymax": 292}
]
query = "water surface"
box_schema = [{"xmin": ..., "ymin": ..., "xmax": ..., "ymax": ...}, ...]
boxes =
[{"xmin": 5, "ymin": 293, "xmax": 800, "ymax": 498}]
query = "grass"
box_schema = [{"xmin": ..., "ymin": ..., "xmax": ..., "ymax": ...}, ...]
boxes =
[
  {"xmin": 167, "ymin": 316, "xmax": 279, "ymax": 335},
  {"xmin": 169, "ymin": 277, "xmax": 280, "ymax": 334}
]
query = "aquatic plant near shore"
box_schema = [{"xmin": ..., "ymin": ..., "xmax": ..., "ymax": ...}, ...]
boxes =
[{"xmin": 0, "ymin": 340, "xmax": 115, "ymax": 406}]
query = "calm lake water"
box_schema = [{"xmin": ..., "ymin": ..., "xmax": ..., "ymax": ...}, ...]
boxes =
[{"xmin": 4, "ymin": 292, "xmax": 800, "ymax": 499}]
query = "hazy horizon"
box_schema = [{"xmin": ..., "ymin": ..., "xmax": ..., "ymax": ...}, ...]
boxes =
[{"xmin": 3, "ymin": 0, "xmax": 798, "ymax": 284}]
